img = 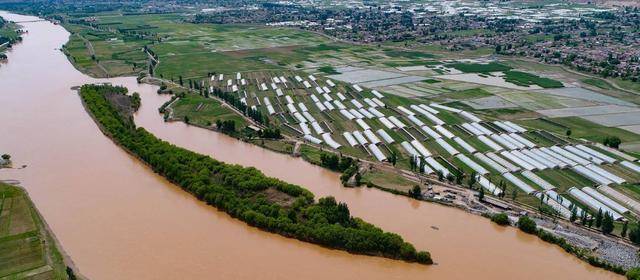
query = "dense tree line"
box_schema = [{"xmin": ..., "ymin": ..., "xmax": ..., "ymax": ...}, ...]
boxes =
[
  {"xmin": 210, "ymin": 87, "xmax": 268, "ymax": 126},
  {"xmin": 80, "ymin": 84, "xmax": 431, "ymax": 265}
]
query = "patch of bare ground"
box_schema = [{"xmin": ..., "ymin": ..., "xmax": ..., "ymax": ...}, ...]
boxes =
[
  {"xmin": 260, "ymin": 187, "xmax": 296, "ymax": 207},
  {"xmin": 104, "ymin": 92, "xmax": 133, "ymax": 117}
]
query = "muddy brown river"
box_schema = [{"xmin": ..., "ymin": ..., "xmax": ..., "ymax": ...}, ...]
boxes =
[{"xmin": 0, "ymin": 11, "xmax": 622, "ymax": 280}]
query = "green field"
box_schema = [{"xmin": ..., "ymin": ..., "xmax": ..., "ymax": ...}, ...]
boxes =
[
  {"xmin": 170, "ymin": 94, "xmax": 247, "ymax": 128},
  {"xmin": 517, "ymin": 117, "xmax": 640, "ymax": 144},
  {"xmin": 447, "ymin": 62, "xmax": 512, "ymax": 73},
  {"xmin": 582, "ymin": 78, "xmax": 615, "ymax": 90},
  {"xmin": 503, "ymin": 70, "xmax": 564, "ymax": 88},
  {"xmin": 0, "ymin": 183, "xmax": 70, "ymax": 279}
]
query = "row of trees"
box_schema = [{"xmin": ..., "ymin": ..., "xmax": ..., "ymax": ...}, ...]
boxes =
[{"xmin": 80, "ymin": 84, "xmax": 431, "ymax": 265}]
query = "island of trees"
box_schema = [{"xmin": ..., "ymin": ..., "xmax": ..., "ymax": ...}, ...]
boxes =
[{"xmin": 79, "ymin": 84, "xmax": 432, "ymax": 265}]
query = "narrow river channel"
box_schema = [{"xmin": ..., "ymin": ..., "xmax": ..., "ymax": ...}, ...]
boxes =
[{"xmin": 0, "ymin": 11, "xmax": 623, "ymax": 280}]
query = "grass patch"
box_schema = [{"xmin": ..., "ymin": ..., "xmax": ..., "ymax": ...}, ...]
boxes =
[
  {"xmin": 517, "ymin": 117, "xmax": 640, "ymax": 144},
  {"xmin": 361, "ymin": 170, "xmax": 416, "ymax": 193},
  {"xmin": 0, "ymin": 183, "xmax": 69, "ymax": 279},
  {"xmin": 440, "ymin": 88, "xmax": 492, "ymax": 100},
  {"xmin": 503, "ymin": 70, "xmax": 563, "ymax": 88},
  {"xmin": 318, "ymin": 65, "xmax": 339, "ymax": 75},
  {"xmin": 383, "ymin": 50, "xmax": 435, "ymax": 59},
  {"xmin": 582, "ymin": 78, "xmax": 614, "ymax": 90},
  {"xmin": 447, "ymin": 62, "xmax": 512, "ymax": 73},
  {"xmin": 170, "ymin": 94, "xmax": 247, "ymax": 128}
]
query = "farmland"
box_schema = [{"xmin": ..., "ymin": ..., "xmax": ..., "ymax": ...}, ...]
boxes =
[
  {"xmin": 58, "ymin": 11, "xmax": 640, "ymax": 263},
  {"xmin": 0, "ymin": 182, "xmax": 71, "ymax": 279}
]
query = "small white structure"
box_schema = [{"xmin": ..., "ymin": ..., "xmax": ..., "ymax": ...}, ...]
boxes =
[
  {"xmin": 343, "ymin": 132, "xmax": 358, "ymax": 147},
  {"xmin": 339, "ymin": 109, "xmax": 356, "ymax": 120},
  {"xmin": 436, "ymin": 138, "xmax": 460, "ymax": 156},
  {"xmin": 486, "ymin": 152, "xmax": 520, "ymax": 172},
  {"xmin": 478, "ymin": 135, "xmax": 503, "ymax": 152},
  {"xmin": 406, "ymin": 115, "xmax": 425, "ymax": 127},
  {"xmin": 363, "ymin": 130, "xmax": 381, "ymax": 144},
  {"xmin": 521, "ymin": 171, "xmax": 555, "ymax": 190},
  {"xmin": 303, "ymin": 81, "xmax": 312, "ymax": 88},
  {"xmin": 352, "ymin": 84, "xmax": 363, "ymax": 92},
  {"xmin": 429, "ymin": 103, "xmax": 461, "ymax": 113},
  {"xmin": 350, "ymin": 109, "xmax": 365, "ymax": 120},
  {"xmin": 572, "ymin": 165, "xmax": 613, "ymax": 186},
  {"xmin": 459, "ymin": 111, "xmax": 481, "ymax": 123},
  {"xmin": 474, "ymin": 153, "xmax": 508, "ymax": 174},
  {"xmin": 330, "ymin": 100, "xmax": 344, "ymax": 110},
  {"xmin": 376, "ymin": 129, "xmax": 395, "ymax": 144},
  {"xmin": 311, "ymin": 121, "xmax": 324, "ymax": 134},
  {"xmin": 368, "ymin": 144, "xmax": 387, "ymax": 162},
  {"xmin": 453, "ymin": 137, "xmax": 476, "ymax": 154},
  {"xmin": 503, "ymin": 173, "xmax": 536, "ymax": 194},
  {"xmin": 371, "ymin": 90, "xmax": 384, "ymax": 98},
  {"xmin": 314, "ymin": 102, "xmax": 327, "ymax": 112},
  {"xmin": 336, "ymin": 92, "xmax": 346, "ymax": 101},
  {"xmin": 322, "ymin": 133, "xmax": 342, "ymax": 149},
  {"xmin": 304, "ymin": 134, "xmax": 323, "ymax": 144},
  {"xmin": 293, "ymin": 112, "xmax": 307, "ymax": 123},
  {"xmin": 355, "ymin": 118, "xmax": 371, "ymax": 130},
  {"xmin": 501, "ymin": 151, "xmax": 535, "ymax": 171},
  {"xmin": 285, "ymin": 95, "xmax": 294, "ymax": 104},
  {"xmin": 568, "ymin": 187, "xmax": 622, "ymax": 220},
  {"xmin": 378, "ymin": 117, "xmax": 396, "ymax": 130},
  {"xmin": 286, "ymin": 103, "xmax": 299, "ymax": 113},
  {"xmin": 358, "ymin": 108, "xmax": 374, "ymax": 119},
  {"xmin": 303, "ymin": 111, "xmax": 316, "ymax": 123},
  {"xmin": 371, "ymin": 98, "xmax": 385, "ymax": 107},
  {"xmin": 367, "ymin": 107, "xmax": 384, "ymax": 118},
  {"xmin": 299, "ymin": 123, "xmax": 312, "ymax": 135},
  {"xmin": 456, "ymin": 154, "xmax": 488, "ymax": 175},
  {"xmin": 420, "ymin": 126, "xmax": 442, "ymax": 139},
  {"xmin": 576, "ymin": 145, "xmax": 616, "ymax": 164},
  {"xmin": 582, "ymin": 187, "xmax": 629, "ymax": 214},
  {"xmin": 323, "ymin": 101, "xmax": 335, "ymax": 111},
  {"xmin": 410, "ymin": 140, "xmax": 432, "ymax": 157},
  {"xmin": 350, "ymin": 99, "xmax": 364, "ymax": 109},
  {"xmin": 326, "ymin": 79, "xmax": 336, "ymax": 87},
  {"xmin": 352, "ymin": 131, "xmax": 368, "ymax": 146},
  {"xmin": 434, "ymin": 125, "xmax": 455, "ymax": 139},
  {"xmin": 401, "ymin": 141, "xmax": 419, "ymax": 157},
  {"xmin": 397, "ymin": 106, "xmax": 415, "ymax": 116},
  {"xmin": 388, "ymin": 116, "xmax": 406, "ymax": 129}
]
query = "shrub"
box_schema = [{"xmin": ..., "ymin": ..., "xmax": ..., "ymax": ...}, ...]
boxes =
[
  {"xmin": 627, "ymin": 267, "xmax": 640, "ymax": 280},
  {"xmin": 491, "ymin": 213, "xmax": 510, "ymax": 226},
  {"xmin": 517, "ymin": 216, "xmax": 537, "ymax": 234}
]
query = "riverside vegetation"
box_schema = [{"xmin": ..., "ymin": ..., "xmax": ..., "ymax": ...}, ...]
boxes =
[{"xmin": 79, "ymin": 84, "xmax": 432, "ymax": 265}]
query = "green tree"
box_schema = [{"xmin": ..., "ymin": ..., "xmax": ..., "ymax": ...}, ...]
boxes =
[
  {"xmin": 409, "ymin": 185, "xmax": 422, "ymax": 199},
  {"xmin": 601, "ymin": 213, "xmax": 614, "ymax": 234},
  {"xmin": 1, "ymin": 154, "xmax": 10, "ymax": 160},
  {"xmin": 626, "ymin": 267, "xmax": 640, "ymax": 280},
  {"xmin": 467, "ymin": 172, "xmax": 477, "ymax": 189},
  {"xmin": 570, "ymin": 207, "xmax": 577, "ymax": 222},
  {"xmin": 517, "ymin": 216, "xmax": 537, "ymax": 234},
  {"xmin": 595, "ymin": 209, "xmax": 603, "ymax": 228},
  {"xmin": 491, "ymin": 213, "xmax": 510, "ymax": 226},
  {"xmin": 478, "ymin": 187, "xmax": 485, "ymax": 201},
  {"xmin": 621, "ymin": 222, "xmax": 628, "ymax": 238}
]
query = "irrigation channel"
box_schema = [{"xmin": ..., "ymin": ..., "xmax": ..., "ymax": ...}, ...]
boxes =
[{"xmin": 0, "ymin": 11, "xmax": 623, "ymax": 280}]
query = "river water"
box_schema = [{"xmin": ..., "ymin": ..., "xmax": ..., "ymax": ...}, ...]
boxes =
[{"xmin": 0, "ymin": 11, "xmax": 622, "ymax": 280}]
